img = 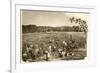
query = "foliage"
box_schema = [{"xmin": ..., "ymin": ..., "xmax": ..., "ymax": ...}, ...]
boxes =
[
  {"xmin": 22, "ymin": 32, "xmax": 86, "ymax": 62},
  {"xmin": 69, "ymin": 17, "xmax": 88, "ymax": 33}
]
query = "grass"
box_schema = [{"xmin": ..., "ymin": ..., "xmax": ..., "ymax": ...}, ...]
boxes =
[
  {"xmin": 22, "ymin": 32, "xmax": 86, "ymax": 46},
  {"xmin": 21, "ymin": 32, "xmax": 87, "ymax": 62}
]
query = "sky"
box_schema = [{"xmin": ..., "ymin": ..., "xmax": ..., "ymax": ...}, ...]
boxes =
[{"xmin": 21, "ymin": 10, "xmax": 90, "ymax": 27}]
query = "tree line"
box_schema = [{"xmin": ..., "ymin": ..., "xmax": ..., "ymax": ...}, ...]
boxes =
[
  {"xmin": 22, "ymin": 25, "xmax": 85, "ymax": 33},
  {"xmin": 22, "ymin": 17, "xmax": 88, "ymax": 33}
]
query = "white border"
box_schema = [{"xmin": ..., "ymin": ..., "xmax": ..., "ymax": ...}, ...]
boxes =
[{"xmin": 11, "ymin": 2, "xmax": 96, "ymax": 73}]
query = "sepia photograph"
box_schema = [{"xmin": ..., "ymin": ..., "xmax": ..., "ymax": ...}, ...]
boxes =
[{"xmin": 21, "ymin": 10, "xmax": 90, "ymax": 63}]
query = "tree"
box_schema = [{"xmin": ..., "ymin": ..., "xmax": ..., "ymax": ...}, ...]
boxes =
[
  {"xmin": 69, "ymin": 17, "xmax": 75, "ymax": 23},
  {"xmin": 69, "ymin": 17, "xmax": 88, "ymax": 33},
  {"xmin": 73, "ymin": 26, "xmax": 80, "ymax": 32},
  {"xmin": 79, "ymin": 20, "xmax": 88, "ymax": 33}
]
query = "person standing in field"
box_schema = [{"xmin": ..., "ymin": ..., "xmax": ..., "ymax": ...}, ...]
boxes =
[{"xmin": 44, "ymin": 50, "xmax": 50, "ymax": 61}]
